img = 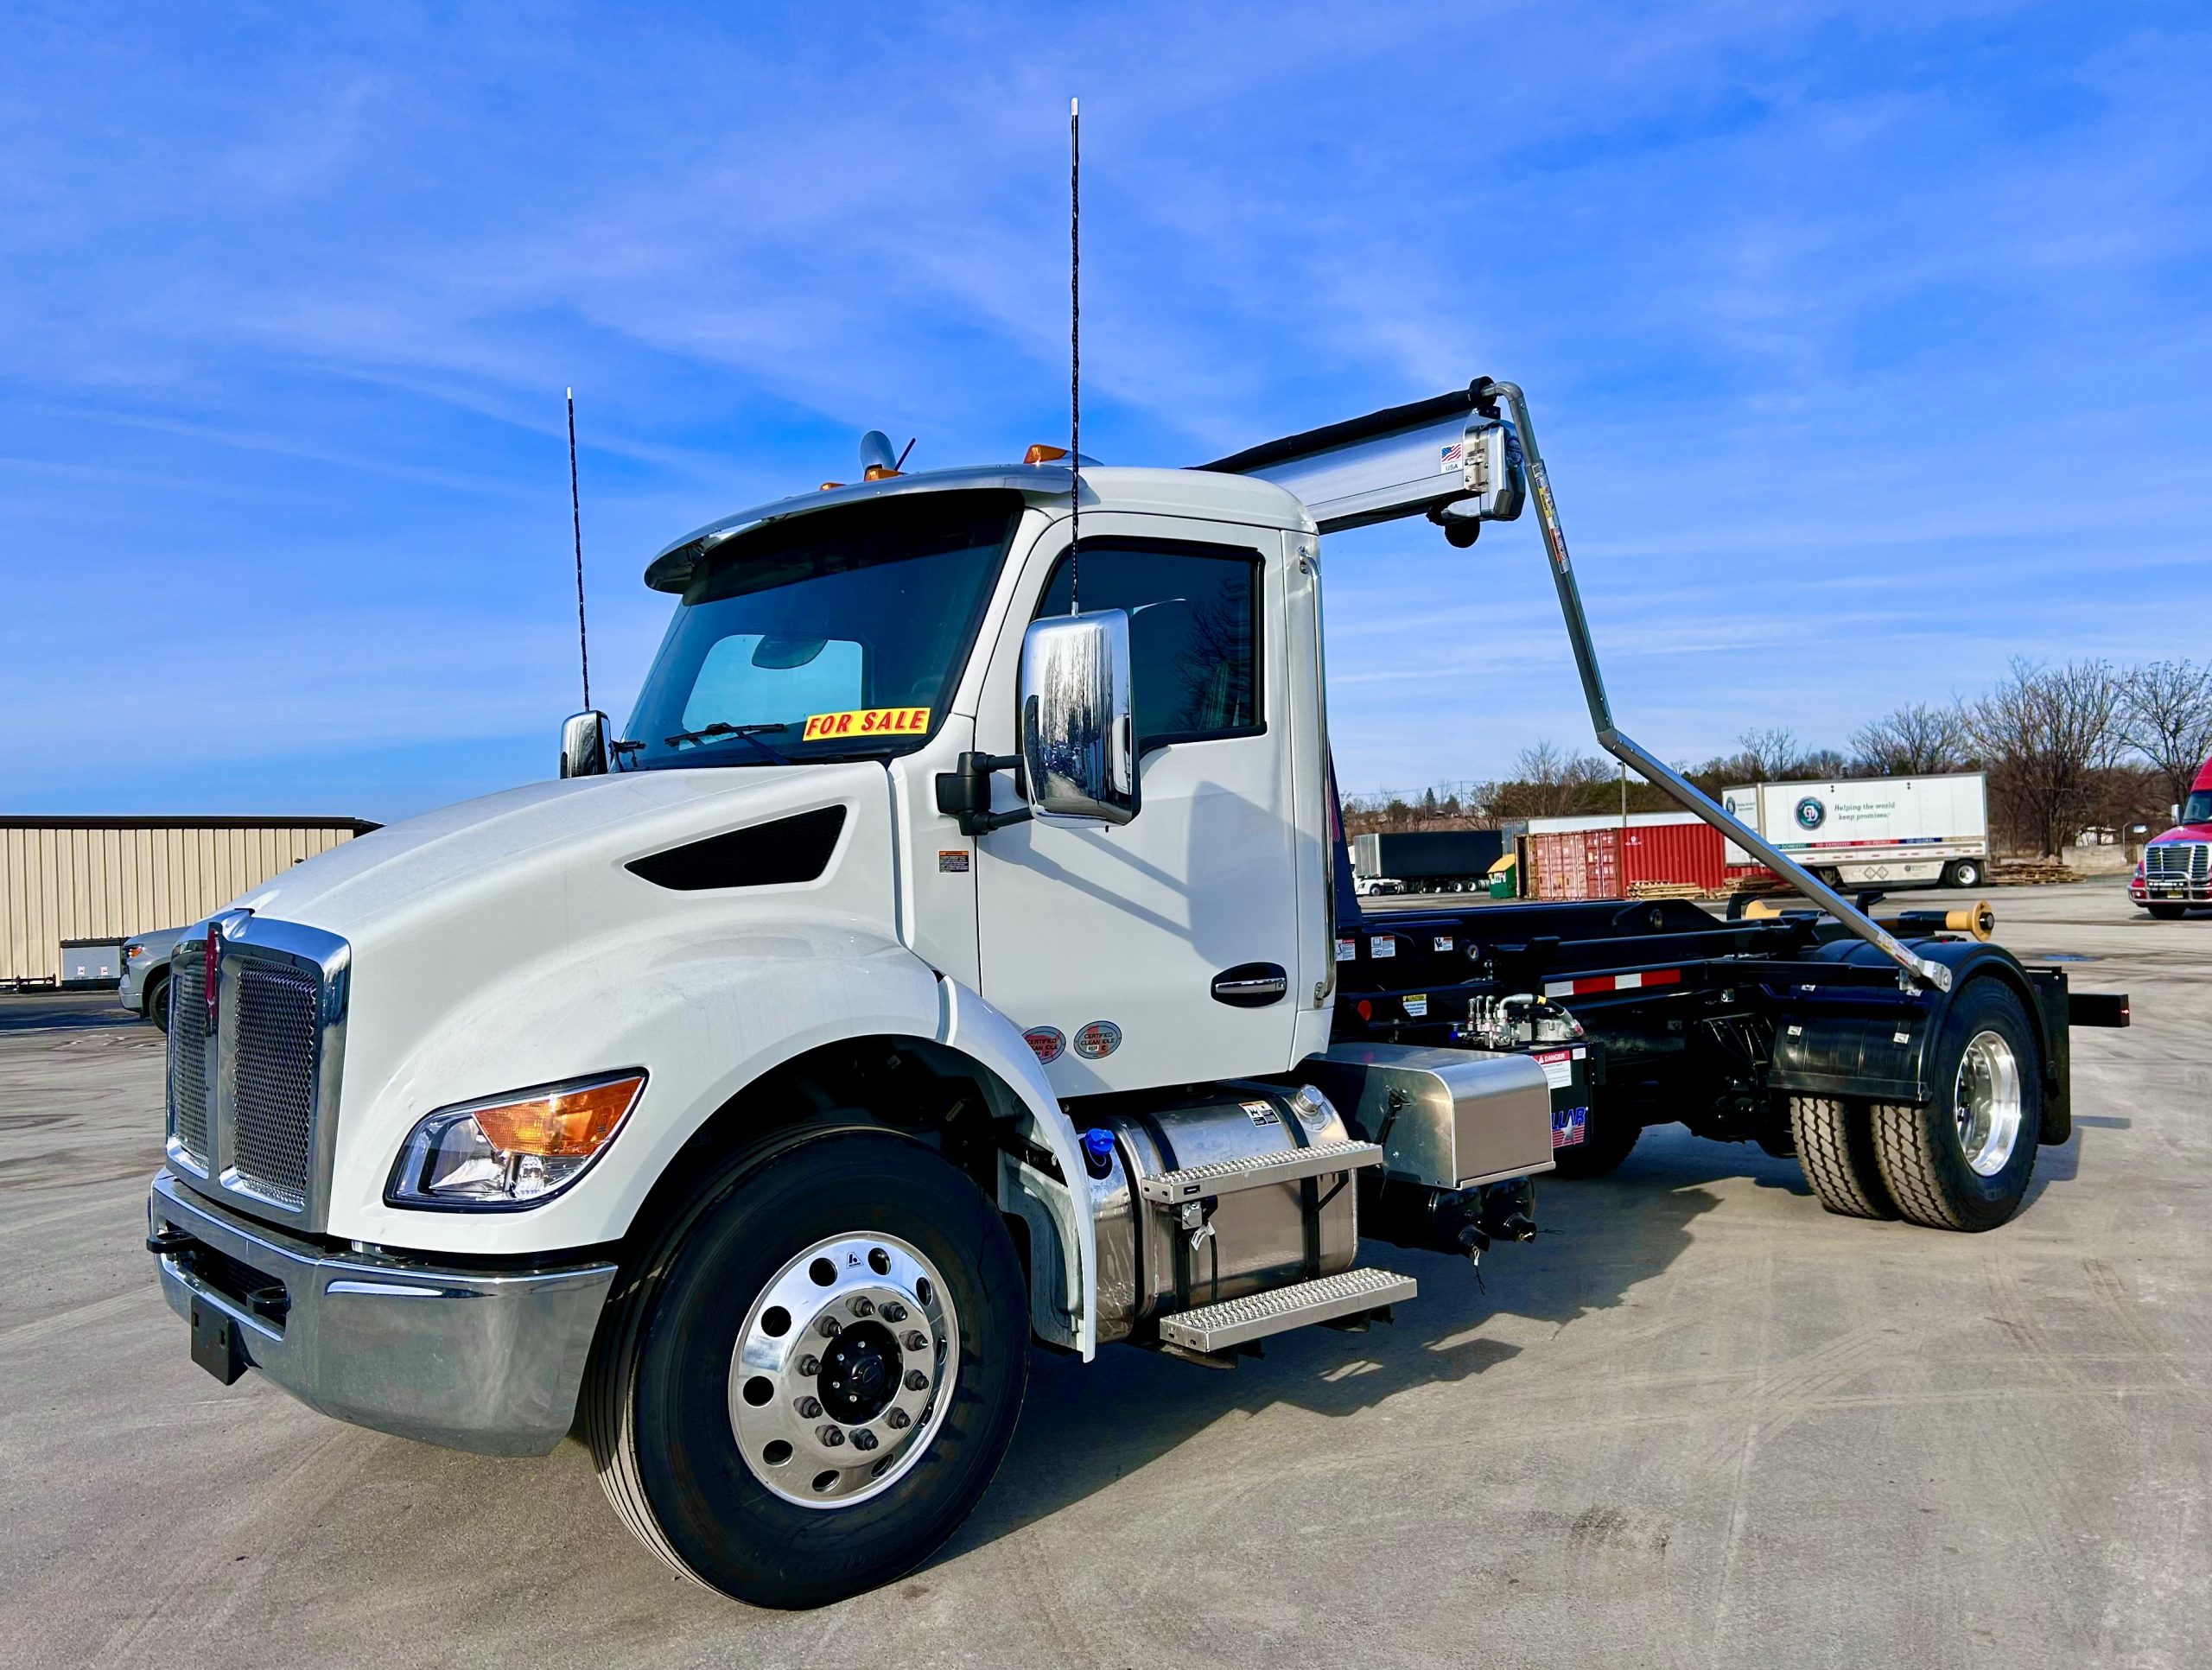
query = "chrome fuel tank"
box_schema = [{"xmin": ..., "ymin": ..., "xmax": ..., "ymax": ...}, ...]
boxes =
[{"xmin": 1080, "ymin": 1083, "xmax": 1359, "ymax": 1343}]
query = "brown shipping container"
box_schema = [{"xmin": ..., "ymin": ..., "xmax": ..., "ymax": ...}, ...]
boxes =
[{"xmin": 1526, "ymin": 829, "xmax": 1622, "ymax": 900}]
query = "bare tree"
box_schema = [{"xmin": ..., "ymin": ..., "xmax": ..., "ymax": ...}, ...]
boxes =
[
  {"xmin": 1851, "ymin": 702, "xmax": 1970, "ymax": 776},
  {"xmin": 1496, "ymin": 739, "xmax": 1612, "ymax": 817},
  {"xmin": 2118, "ymin": 659, "xmax": 2212, "ymax": 819},
  {"xmin": 1964, "ymin": 657, "xmax": 2126, "ymax": 856},
  {"xmin": 1737, "ymin": 727, "xmax": 1801, "ymax": 781}
]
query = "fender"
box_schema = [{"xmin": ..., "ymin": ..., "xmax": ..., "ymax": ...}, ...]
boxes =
[
  {"xmin": 935, "ymin": 975, "xmax": 1096, "ymax": 1359},
  {"xmin": 1766, "ymin": 938, "xmax": 2071, "ymax": 1144}
]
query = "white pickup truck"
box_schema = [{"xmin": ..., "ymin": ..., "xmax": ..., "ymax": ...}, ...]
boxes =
[{"xmin": 143, "ymin": 380, "xmax": 2121, "ymax": 1608}]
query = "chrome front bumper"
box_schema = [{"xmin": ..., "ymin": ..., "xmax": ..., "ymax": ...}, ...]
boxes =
[{"xmin": 147, "ymin": 1170, "xmax": 618, "ymax": 1457}]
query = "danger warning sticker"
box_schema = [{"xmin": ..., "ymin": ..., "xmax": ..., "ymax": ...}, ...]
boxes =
[{"xmin": 801, "ymin": 707, "xmax": 931, "ymax": 741}]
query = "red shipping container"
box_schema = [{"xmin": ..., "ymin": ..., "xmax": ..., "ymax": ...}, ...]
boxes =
[{"xmin": 1618, "ymin": 822, "xmax": 1726, "ymax": 891}]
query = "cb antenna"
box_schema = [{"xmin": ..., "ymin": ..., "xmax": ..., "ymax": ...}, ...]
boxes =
[
  {"xmin": 1069, "ymin": 94, "xmax": 1080, "ymax": 613},
  {"xmin": 567, "ymin": 386, "xmax": 591, "ymax": 711}
]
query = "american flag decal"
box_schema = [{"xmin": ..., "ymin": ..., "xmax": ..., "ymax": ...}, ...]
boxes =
[{"xmin": 1439, "ymin": 441, "xmax": 1463, "ymax": 472}]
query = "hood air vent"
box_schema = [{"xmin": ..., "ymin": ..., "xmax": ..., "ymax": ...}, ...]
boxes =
[{"xmin": 627, "ymin": 806, "xmax": 848, "ymax": 892}]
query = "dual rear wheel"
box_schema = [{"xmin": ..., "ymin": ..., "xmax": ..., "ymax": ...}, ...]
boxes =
[{"xmin": 1790, "ymin": 979, "xmax": 2041, "ymax": 1231}]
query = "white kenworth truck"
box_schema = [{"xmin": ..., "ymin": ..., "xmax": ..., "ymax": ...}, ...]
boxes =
[{"xmin": 144, "ymin": 380, "xmax": 2126, "ymax": 1608}]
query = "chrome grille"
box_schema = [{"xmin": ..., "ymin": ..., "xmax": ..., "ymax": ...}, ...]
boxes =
[
  {"xmin": 168, "ymin": 956, "xmax": 210, "ymax": 1165},
  {"xmin": 225, "ymin": 962, "xmax": 321, "ymax": 1209},
  {"xmin": 2145, "ymin": 842, "xmax": 2209, "ymax": 882}
]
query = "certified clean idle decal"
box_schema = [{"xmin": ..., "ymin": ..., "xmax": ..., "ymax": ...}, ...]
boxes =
[
  {"xmin": 1022, "ymin": 1026, "xmax": 1065, "ymax": 1064},
  {"xmin": 800, "ymin": 706, "xmax": 931, "ymax": 740},
  {"xmin": 1072, "ymin": 1020, "xmax": 1122, "ymax": 1059}
]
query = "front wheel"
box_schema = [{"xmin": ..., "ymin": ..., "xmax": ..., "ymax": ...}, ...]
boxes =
[
  {"xmin": 146, "ymin": 974, "xmax": 171, "ymax": 1032},
  {"xmin": 585, "ymin": 1129, "xmax": 1029, "ymax": 1607},
  {"xmin": 1869, "ymin": 980, "xmax": 2042, "ymax": 1231},
  {"xmin": 2145, "ymin": 903, "xmax": 2186, "ymax": 920}
]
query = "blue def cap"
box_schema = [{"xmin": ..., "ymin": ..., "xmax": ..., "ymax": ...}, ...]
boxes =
[{"xmin": 1080, "ymin": 1127, "xmax": 1116, "ymax": 1176}]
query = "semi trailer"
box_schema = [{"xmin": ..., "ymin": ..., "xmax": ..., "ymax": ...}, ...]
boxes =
[
  {"xmin": 1351, "ymin": 829, "xmax": 1504, "ymax": 893},
  {"xmin": 1720, "ymin": 772, "xmax": 1990, "ymax": 891},
  {"xmin": 141, "ymin": 378, "xmax": 2126, "ymax": 1610}
]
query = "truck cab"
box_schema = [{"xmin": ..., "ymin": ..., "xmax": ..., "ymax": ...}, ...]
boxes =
[{"xmin": 2132, "ymin": 756, "xmax": 2212, "ymax": 916}]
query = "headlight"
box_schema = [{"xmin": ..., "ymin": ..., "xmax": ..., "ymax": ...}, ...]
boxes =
[
  {"xmin": 386, "ymin": 1070, "xmax": 646, "ymax": 1210},
  {"xmin": 125, "ymin": 943, "xmax": 145, "ymax": 961}
]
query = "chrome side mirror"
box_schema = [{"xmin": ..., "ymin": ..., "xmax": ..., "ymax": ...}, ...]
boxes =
[
  {"xmin": 1019, "ymin": 611, "xmax": 1138, "ymax": 825},
  {"xmin": 560, "ymin": 710, "xmax": 609, "ymax": 778}
]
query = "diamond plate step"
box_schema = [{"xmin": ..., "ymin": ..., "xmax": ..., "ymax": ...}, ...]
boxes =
[
  {"xmin": 1157, "ymin": 1267, "xmax": 1418, "ymax": 1354},
  {"xmin": 1137, "ymin": 1139, "xmax": 1382, "ymax": 1205}
]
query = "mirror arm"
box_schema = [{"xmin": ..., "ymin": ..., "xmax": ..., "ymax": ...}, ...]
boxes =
[{"xmin": 935, "ymin": 752, "xmax": 1033, "ymax": 838}]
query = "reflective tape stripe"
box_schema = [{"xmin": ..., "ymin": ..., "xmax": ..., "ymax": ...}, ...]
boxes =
[{"xmin": 1542, "ymin": 968, "xmax": 1683, "ymax": 998}]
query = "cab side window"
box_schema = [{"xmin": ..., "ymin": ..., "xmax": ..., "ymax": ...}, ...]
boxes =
[{"xmin": 1034, "ymin": 542, "xmax": 1262, "ymax": 752}]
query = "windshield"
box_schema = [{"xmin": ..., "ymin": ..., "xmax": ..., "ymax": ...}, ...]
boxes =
[
  {"xmin": 2184, "ymin": 790, "xmax": 2212, "ymax": 824},
  {"xmin": 623, "ymin": 492, "xmax": 1020, "ymax": 770}
]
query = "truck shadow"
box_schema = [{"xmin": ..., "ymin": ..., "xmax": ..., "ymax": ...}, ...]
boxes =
[{"xmin": 945, "ymin": 1125, "xmax": 1740, "ymax": 1559}]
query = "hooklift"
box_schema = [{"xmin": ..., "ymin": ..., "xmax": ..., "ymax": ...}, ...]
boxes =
[{"xmin": 143, "ymin": 378, "xmax": 2128, "ymax": 1608}]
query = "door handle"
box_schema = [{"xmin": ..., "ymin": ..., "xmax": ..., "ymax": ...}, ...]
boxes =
[{"xmin": 1211, "ymin": 962, "xmax": 1288, "ymax": 1007}]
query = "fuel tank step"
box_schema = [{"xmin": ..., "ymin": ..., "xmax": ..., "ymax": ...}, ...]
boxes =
[
  {"xmin": 1136, "ymin": 1138, "xmax": 1383, "ymax": 1206},
  {"xmin": 1156, "ymin": 1267, "xmax": 1418, "ymax": 1354}
]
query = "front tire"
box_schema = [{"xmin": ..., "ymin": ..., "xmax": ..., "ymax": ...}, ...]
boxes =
[
  {"xmin": 2145, "ymin": 903, "xmax": 2186, "ymax": 920},
  {"xmin": 146, "ymin": 974, "xmax": 171, "ymax": 1032},
  {"xmin": 1870, "ymin": 980, "xmax": 2041, "ymax": 1231},
  {"xmin": 585, "ymin": 1129, "xmax": 1028, "ymax": 1608}
]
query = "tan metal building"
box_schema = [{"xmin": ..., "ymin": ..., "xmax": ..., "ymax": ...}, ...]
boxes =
[{"xmin": 1, "ymin": 816, "xmax": 378, "ymax": 985}]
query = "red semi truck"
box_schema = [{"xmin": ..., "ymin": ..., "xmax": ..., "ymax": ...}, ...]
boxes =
[{"xmin": 2131, "ymin": 756, "xmax": 2212, "ymax": 918}]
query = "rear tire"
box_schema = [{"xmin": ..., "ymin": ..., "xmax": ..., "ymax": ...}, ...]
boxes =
[
  {"xmin": 1789, "ymin": 1095, "xmax": 1897, "ymax": 1219},
  {"xmin": 585, "ymin": 1129, "xmax": 1028, "ymax": 1608},
  {"xmin": 1944, "ymin": 859, "xmax": 1983, "ymax": 889},
  {"xmin": 2145, "ymin": 903, "xmax": 2186, "ymax": 920},
  {"xmin": 1548, "ymin": 1107, "xmax": 1641, "ymax": 1178},
  {"xmin": 1869, "ymin": 980, "xmax": 2041, "ymax": 1232}
]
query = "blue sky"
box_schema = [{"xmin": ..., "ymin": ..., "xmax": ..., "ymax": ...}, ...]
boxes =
[{"xmin": 4, "ymin": 2, "xmax": 2208, "ymax": 820}]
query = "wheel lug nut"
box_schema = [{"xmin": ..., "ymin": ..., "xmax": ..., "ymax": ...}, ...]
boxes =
[
  {"xmin": 886, "ymin": 1408, "xmax": 911, "ymax": 1430},
  {"xmin": 796, "ymin": 1396, "xmax": 822, "ymax": 1419},
  {"xmin": 798, "ymin": 1356, "xmax": 820, "ymax": 1376},
  {"xmin": 904, "ymin": 1330, "xmax": 928, "ymax": 1351},
  {"xmin": 817, "ymin": 1426, "xmax": 845, "ymax": 1447},
  {"xmin": 905, "ymin": 1369, "xmax": 929, "ymax": 1391},
  {"xmin": 817, "ymin": 1316, "xmax": 842, "ymax": 1337},
  {"xmin": 849, "ymin": 1296, "xmax": 874, "ymax": 1317},
  {"xmin": 850, "ymin": 1429, "xmax": 880, "ymax": 1451},
  {"xmin": 880, "ymin": 1302, "xmax": 907, "ymax": 1323}
]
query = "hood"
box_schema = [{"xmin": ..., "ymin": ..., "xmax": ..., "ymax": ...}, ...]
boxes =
[
  {"xmin": 2148, "ymin": 822, "xmax": 2212, "ymax": 846},
  {"xmin": 236, "ymin": 763, "xmax": 886, "ymax": 950}
]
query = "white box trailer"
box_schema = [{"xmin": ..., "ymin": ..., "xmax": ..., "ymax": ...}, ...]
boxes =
[{"xmin": 1720, "ymin": 773, "xmax": 1989, "ymax": 890}]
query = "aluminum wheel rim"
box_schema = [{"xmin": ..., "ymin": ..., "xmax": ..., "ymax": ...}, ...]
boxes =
[
  {"xmin": 1954, "ymin": 1029, "xmax": 2023, "ymax": 1177},
  {"xmin": 729, "ymin": 1231, "xmax": 958, "ymax": 1509}
]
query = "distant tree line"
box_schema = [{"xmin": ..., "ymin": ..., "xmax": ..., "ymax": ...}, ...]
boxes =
[{"xmin": 1343, "ymin": 658, "xmax": 2212, "ymax": 858}]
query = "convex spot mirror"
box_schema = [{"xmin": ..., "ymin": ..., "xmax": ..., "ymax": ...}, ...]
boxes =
[
  {"xmin": 1019, "ymin": 609, "xmax": 1138, "ymax": 826},
  {"xmin": 560, "ymin": 710, "xmax": 609, "ymax": 778}
]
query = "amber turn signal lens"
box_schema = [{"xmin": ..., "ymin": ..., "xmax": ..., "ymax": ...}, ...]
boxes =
[
  {"xmin": 863, "ymin": 464, "xmax": 901, "ymax": 480},
  {"xmin": 472, "ymin": 1075, "xmax": 645, "ymax": 1158},
  {"xmin": 1024, "ymin": 443, "xmax": 1069, "ymax": 464}
]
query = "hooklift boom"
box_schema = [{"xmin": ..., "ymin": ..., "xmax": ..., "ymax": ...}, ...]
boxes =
[{"xmin": 142, "ymin": 375, "xmax": 2129, "ymax": 1611}]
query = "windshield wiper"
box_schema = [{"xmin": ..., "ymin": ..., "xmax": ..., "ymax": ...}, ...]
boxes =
[{"xmin": 661, "ymin": 721, "xmax": 794, "ymax": 765}]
